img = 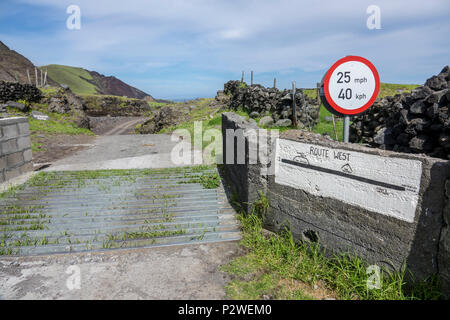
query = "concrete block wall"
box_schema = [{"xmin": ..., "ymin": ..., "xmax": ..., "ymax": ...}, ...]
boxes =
[
  {"xmin": 222, "ymin": 111, "xmax": 450, "ymax": 297},
  {"xmin": 0, "ymin": 117, "xmax": 33, "ymax": 184},
  {"xmin": 439, "ymin": 180, "xmax": 450, "ymax": 298},
  {"xmin": 221, "ymin": 112, "xmax": 270, "ymax": 213}
]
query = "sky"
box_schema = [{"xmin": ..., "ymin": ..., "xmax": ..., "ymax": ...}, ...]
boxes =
[{"xmin": 0, "ymin": 0, "xmax": 449, "ymax": 100}]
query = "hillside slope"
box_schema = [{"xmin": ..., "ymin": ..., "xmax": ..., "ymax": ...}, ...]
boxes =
[
  {"xmin": 0, "ymin": 40, "xmax": 154, "ymax": 100},
  {"xmin": 43, "ymin": 64, "xmax": 153, "ymax": 100},
  {"xmin": 0, "ymin": 41, "xmax": 57, "ymax": 85}
]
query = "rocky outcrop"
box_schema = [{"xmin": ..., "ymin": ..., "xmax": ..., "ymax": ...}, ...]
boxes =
[
  {"xmin": 40, "ymin": 87, "xmax": 90, "ymax": 129},
  {"xmin": 350, "ymin": 66, "xmax": 450, "ymax": 159},
  {"xmin": 137, "ymin": 106, "xmax": 187, "ymax": 134},
  {"xmin": 2, "ymin": 101, "xmax": 29, "ymax": 112},
  {"xmin": 220, "ymin": 80, "xmax": 320, "ymax": 128},
  {"xmin": 0, "ymin": 81, "xmax": 42, "ymax": 103},
  {"xmin": 209, "ymin": 90, "xmax": 230, "ymax": 109},
  {"xmin": 82, "ymin": 95, "xmax": 151, "ymax": 117}
]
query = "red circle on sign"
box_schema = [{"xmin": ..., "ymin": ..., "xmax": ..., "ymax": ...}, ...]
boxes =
[{"xmin": 323, "ymin": 56, "xmax": 380, "ymax": 115}]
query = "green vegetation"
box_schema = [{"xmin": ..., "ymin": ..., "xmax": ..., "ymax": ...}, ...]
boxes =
[
  {"xmin": 312, "ymin": 105, "xmax": 343, "ymax": 141},
  {"xmin": 159, "ymin": 98, "xmax": 221, "ymax": 149},
  {"xmin": 178, "ymin": 172, "xmax": 221, "ymax": 189},
  {"xmin": 81, "ymin": 93, "xmax": 143, "ymax": 106},
  {"xmin": 379, "ymin": 83, "xmax": 420, "ymax": 98},
  {"xmin": 42, "ymin": 64, "xmax": 98, "ymax": 95},
  {"xmin": 6, "ymin": 100, "xmax": 94, "ymax": 152},
  {"xmin": 223, "ymin": 194, "xmax": 441, "ymax": 300},
  {"xmin": 39, "ymin": 86, "xmax": 60, "ymax": 97},
  {"xmin": 147, "ymin": 101, "xmax": 170, "ymax": 108},
  {"xmin": 302, "ymin": 83, "xmax": 420, "ymax": 101},
  {"xmin": 28, "ymin": 115, "xmax": 93, "ymax": 136}
]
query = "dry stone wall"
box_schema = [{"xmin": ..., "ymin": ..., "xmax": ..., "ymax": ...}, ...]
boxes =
[
  {"xmin": 0, "ymin": 81, "xmax": 42, "ymax": 103},
  {"xmin": 350, "ymin": 66, "xmax": 450, "ymax": 159},
  {"xmin": 222, "ymin": 80, "xmax": 320, "ymax": 128}
]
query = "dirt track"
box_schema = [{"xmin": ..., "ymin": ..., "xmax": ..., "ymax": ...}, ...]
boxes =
[
  {"xmin": 32, "ymin": 116, "xmax": 147, "ymax": 165},
  {"xmin": 88, "ymin": 116, "xmax": 147, "ymax": 136}
]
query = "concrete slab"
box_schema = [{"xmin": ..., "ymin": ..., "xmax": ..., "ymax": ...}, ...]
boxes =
[
  {"xmin": 45, "ymin": 134, "xmax": 203, "ymax": 171},
  {"xmin": 0, "ymin": 242, "xmax": 241, "ymax": 300}
]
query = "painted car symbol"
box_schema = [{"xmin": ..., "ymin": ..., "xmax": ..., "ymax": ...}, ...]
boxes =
[{"xmin": 293, "ymin": 152, "xmax": 310, "ymax": 165}]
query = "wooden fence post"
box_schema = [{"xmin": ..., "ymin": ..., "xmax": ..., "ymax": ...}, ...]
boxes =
[
  {"xmin": 316, "ymin": 82, "xmax": 321, "ymax": 119},
  {"xmin": 292, "ymin": 81, "xmax": 297, "ymax": 127}
]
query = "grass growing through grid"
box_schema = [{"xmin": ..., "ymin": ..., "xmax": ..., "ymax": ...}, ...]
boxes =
[
  {"xmin": 0, "ymin": 165, "xmax": 220, "ymax": 255},
  {"xmin": 178, "ymin": 172, "xmax": 221, "ymax": 189},
  {"xmin": 222, "ymin": 194, "xmax": 442, "ymax": 300}
]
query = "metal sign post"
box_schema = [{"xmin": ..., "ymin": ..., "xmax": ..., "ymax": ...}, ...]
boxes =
[
  {"xmin": 343, "ymin": 116, "xmax": 350, "ymax": 142},
  {"xmin": 292, "ymin": 81, "xmax": 297, "ymax": 127}
]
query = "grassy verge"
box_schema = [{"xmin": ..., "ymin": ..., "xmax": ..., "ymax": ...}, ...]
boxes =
[
  {"xmin": 222, "ymin": 194, "xmax": 441, "ymax": 300},
  {"xmin": 28, "ymin": 116, "xmax": 94, "ymax": 136},
  {"xmin": 312, "ymin": 105, "xmax": 343, "ymax": 141},
  {"xmin": 28, "ymin": 109, "xmax": 94, "ymax": 153},
  {"xmin": 6, "ymin": 102, "xmax": 95, "ymax": 152},
  {"xmin": 6, "ymin": 101, "xmax": 94, "ymax": 136}
]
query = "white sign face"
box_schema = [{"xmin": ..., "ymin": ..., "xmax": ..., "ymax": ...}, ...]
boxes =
[
  {"xmin": 323, "ymin": 56, "xmax": 380, "ymax": 115},
  {"xmin": 274, "ymin": 139, "xmax": 422, "ymax": 223},
  {"xmin": 327, "ymin": 61, "xmax": 376, "ymax": 110}
]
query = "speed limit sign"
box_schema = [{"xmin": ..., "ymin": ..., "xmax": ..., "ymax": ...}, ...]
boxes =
[
  {"xmin": 322, "ymin": 56, "xmax": 380, "ymax": 115},
  {"xmin": 320, "ymin": 56, "xmax": 380, "ymax": 142}
]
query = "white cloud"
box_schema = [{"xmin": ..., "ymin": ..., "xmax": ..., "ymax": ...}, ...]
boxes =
[{"xmin": 6, "ymin": 0, "xmax": 450, "ymax": 97}]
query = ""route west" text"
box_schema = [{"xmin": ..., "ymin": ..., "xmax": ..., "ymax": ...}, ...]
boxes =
[{"xmin": 309, "ymin": 146, "xmax": 351, "ymax": 162}]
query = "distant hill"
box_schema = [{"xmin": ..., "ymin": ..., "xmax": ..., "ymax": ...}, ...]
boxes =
[
  {"xmin": 0, "ymin": 40, "xmax": 154, "ymax": 100},
  {"xmin": 43, "ymin": 64, "xmax": 154, "ymax": 100}
]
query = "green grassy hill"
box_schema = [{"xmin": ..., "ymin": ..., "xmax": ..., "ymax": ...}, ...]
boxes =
[
  {"xmin": 41, "ymin": 64, "xmax": 153, "ymax": 99},
  {"xmin": 42, "ymin": 65, "xmax": 98, "ymax": 95}
]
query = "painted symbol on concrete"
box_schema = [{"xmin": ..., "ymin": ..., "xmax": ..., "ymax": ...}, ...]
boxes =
[
  {"xmin": 292, "ymin": 152, "xmax": 310, "ymax": 165},
  {"xmin": 341, "ymin": 163, "xmax": 353, "ymax": 174}
]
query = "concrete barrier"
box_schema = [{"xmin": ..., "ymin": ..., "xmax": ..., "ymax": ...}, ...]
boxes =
[
  {"xmin": 0, "ymin": 117, "xmax": 33, "ymax": 184},
  {"xmin": 222, "ymin": 112, "xmax": 450, "ymax": 297}
]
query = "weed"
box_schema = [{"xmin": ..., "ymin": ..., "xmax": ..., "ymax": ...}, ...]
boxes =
[
  {"xmin": 223, "ymin": 198, "xmax": 441, "ymax": 300},
  {"xmin": 178, "ymin": 172, "xmax": 221, "ymax": 189}
]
